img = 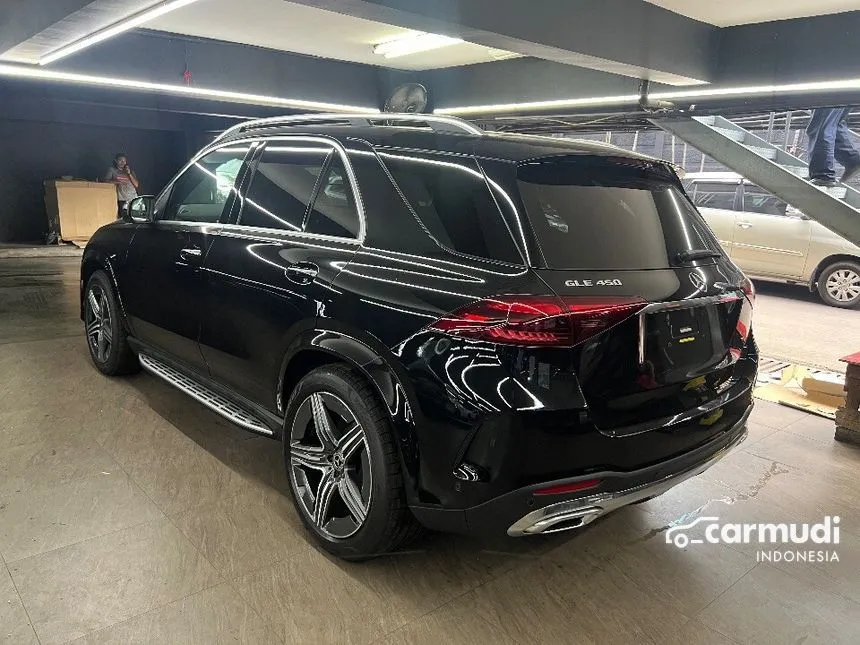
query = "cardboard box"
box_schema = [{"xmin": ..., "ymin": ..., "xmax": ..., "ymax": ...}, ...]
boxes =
[{"xmin": 44, "ymin": 180, "xmax": 117, "ymax": 244}]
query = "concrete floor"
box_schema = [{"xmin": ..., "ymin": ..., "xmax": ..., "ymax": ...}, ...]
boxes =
[
  {"xmin": 753, "ymin": 281, "xmax": 860, "ymax": 372},
  {"xmin": 2, "ymin": 256, "xmax": 860, "ymax": 645}
]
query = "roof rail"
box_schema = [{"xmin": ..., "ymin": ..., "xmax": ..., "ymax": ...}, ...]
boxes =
[{"xmin": 213, "ymin": 112, "xmax": 484, "ymax": 142}]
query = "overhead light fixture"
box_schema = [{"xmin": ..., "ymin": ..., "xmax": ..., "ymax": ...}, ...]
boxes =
[
  {"xmin": 435, "ymin": 77, "xmax": 860, "ymax": 116},
  {"xmin": 373, "ymin": 32, "xmax": 464, "ymax": 59},
  {"xmin": 40, "ymin": 0, "xmax": 204, "ymax": 66},
  {"xmin": 0, "ymin": 64, "xmax": 380, "ymax": 114}
]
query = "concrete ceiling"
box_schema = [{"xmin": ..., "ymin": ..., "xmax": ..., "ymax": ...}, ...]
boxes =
[
  {"xmin": 146, "ymin": 0, "xmax": 519, "ymax": 70},
  {"xmin": 645, "ymin": 0, "xmax": 860, "ymax": 26}
]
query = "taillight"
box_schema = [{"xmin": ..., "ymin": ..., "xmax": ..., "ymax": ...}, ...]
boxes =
[
  {"xmin": 534, "ymin": 478, "xmax": 602, "ymax": 496},
  {"xmin": 741, "ymin": 277, "xmax": 755, "ymax": 304},
  {"xmin": 428, "ymin": 295, "xmax": 646, "ymax": 347}
]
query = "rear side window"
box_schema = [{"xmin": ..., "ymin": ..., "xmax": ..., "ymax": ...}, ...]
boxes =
[
  {"xmin": 691, "ymin": 182, "xmax": 738, "ymax": 210},
  {"xmin": 743, "ymin": 185, "xmax": 788, "ymax": 216},
  {"xmin": 518, "ymin": 157, "xmax": 722, "ymax": 270},
  {"xmin": 380, "ymin": 150, "xmax": 523, "ymax": 264},
  {"xmin": 240, "ymin": 143, "xmax": 331, "ymax": 231},
  {"xmin": 305, "ymin": 153, "xmax": 360, "ymax": 238}
]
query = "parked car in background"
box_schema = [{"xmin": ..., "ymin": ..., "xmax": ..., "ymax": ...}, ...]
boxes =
[
  {"xmin": 685, "ymin": 172, "xmax": 860, "ymax": 308},
  {"xmin": 80, "ymin": 116, "xmax": 756, "ymax": 559}
]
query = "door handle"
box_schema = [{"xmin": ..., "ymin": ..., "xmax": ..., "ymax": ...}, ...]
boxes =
[
  {"xmin": 737, "ymin": 222, "xmax": 753, "ymax": 229},
  {"xmin": 179, "ymin": 247, "xmax": 203, "ymax": 262},
  {"xmin": 285, "ymin": 262, "xmax": 319, "ymax": 284}
]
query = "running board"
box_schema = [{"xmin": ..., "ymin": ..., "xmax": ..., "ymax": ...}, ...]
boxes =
[{"xmin": 138, "ymin": 353, "xmax": 273, "ymax": 436}]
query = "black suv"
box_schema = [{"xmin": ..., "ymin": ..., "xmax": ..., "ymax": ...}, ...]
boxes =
[{"xmin": 81, "ymin": 113, "xmax": 756, "ymax": 559}]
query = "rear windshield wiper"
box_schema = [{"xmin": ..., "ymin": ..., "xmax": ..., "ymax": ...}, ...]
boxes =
[{"xmin": 676, "ymin": 249, "xmax": 722, "ymax": 263}]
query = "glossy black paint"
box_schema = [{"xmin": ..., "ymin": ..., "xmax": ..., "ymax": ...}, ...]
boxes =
[{"xmin": 81, "ymin": 121, "xmax": 757, "ymax": 534}]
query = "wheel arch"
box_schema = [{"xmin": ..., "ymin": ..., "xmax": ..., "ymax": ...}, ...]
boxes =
[
  {"xmin": 277, "ymin": 327, "xmax": 421, "ymax": 502},
  {"xmin": 80, "ymin": 251, "xmax": 125, "ymax": 322},
  {"xmin": 808, "ymin": 253, "xmax": 860, "ymax": 290}
]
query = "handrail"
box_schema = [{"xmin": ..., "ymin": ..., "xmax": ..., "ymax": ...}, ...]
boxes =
[{"xmin": 213, "ymin": 112, "xmax": 484, "ymax": 142}]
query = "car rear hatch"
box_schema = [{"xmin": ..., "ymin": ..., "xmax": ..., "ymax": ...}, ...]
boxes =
[{"xmin": 517, "ymin": 155, "xmax": 755, "ymax": 436}]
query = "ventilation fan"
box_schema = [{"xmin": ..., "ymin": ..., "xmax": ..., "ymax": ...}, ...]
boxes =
[{"xmin": 384, "ymin": 83, "xmax": 429, "ymax": 113}]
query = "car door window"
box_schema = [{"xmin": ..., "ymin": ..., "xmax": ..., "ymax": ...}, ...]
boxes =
[
  {"xmin": 692, "ymin": 182, "xmax": 738, "ymax": 210},
  {"xmin": 743, "ymin": 185, "xmax": 789, "ymax": 216},
  {"xmin": 239, "ymin": 142, "xmax": 332, "ymax": 231},
  {"xmin": 161, "ymin": 146, "xmax": 249, "ymax": 223},
  {"xmin": 304, "ymin": 153, "xmax": 360, "ymax": 238}
]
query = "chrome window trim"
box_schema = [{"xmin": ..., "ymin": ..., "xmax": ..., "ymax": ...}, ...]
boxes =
[
  {"xmin": 154, "ymin": 135, "xmax": 367, "ymax": 243},
  {"xmin": 217, "ymin": 223, "xmax": 362, "ymax": 246}
]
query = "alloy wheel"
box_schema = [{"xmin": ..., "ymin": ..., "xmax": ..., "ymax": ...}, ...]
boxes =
[
  {"xmin": 85, "ymin": 285, "xmax": 113, "ymax": 362},
  {"xmin": 825, "ymin": 269, "xmax": 860, "ymax": 303},
  {"xmin": 289, "ymin": 392, "xmax": 371, "ymax": 539}
]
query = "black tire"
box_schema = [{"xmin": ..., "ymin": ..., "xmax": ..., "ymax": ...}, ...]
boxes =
[
  {"xmin": 83, "ymin": 270, "xmax": 140, "ymax": 375},
  {"xmin": 817, "ymin": 261, "xmax": 860, "ymax": 308},
  {"xmin": 283, "ymin": 364, "xmax": 421, "ymax": 560}
]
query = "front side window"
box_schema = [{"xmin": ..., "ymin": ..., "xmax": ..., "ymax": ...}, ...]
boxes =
[
  {"xmin": 239, "ymin": 142, "xmax": 332, "ymax": 231},
  {"xmin": 161, "ymin": 146, "xmax": 249, "ymax": 223},
  {"xmin": 691, "ymin": 182, "xmax": 738, "ymax": 211},
  {"xmin": 380, "ymin": 150, "xmax": 523, "ymax": 264},
  {"xmin": 743, "ymin": 184, "xmax": 788, "ymax": 216}
]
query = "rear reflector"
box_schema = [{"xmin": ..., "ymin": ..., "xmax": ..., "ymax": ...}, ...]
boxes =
[
  {"xmin": 741, "ymin": 277, "xmax": 755, "ymax": 304},
  {"xmin": 428, "ymin": 295, "xmax": 646, "ymax": 347},
  {"xmin": 534, "ymin": 478, "xmax": 602, "ymax": 496}
]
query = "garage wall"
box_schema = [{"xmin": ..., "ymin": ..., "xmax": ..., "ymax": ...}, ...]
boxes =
[{"xmin": 0, "ymin": 119, "xmax": 186, "ymax": 243}]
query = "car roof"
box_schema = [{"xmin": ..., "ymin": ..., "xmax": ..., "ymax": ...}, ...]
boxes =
[{"xmin": 217, "ymin": 115, "xmax": 663, "ymax": 164}]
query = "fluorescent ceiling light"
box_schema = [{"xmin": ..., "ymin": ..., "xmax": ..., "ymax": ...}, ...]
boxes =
[
  {"xmin": 373, "ymin": 33, "xmax": 464, "ymax": 59},
  {"xmin": 40, "ymin": 0, "xmax": 204, "ymax": 66},
  {"xmin": 0, "ymin": 64, "xmax": 379, "ymax": 113},
  {"xmin": 434, "ymin": 94, "xmax": 642, "ymax": 116},
  {"xmin": 435, "ymin": 77, "xmax": 860, "ymax": 116}
]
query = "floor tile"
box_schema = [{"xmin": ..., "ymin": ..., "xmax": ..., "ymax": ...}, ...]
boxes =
[
  {"xmin": 666, "ymin": 619, "xmax": 738, "ymax": 645},
  {"xmin": 604, "ymin": 535, "xmax": 756, "ymax": 616},
  {"xmin": 745, "ymin": 430, "xmax": 860, "ymax": 490},
  {"xmin": 749, "ymin": 399, "xmax": 808, "ymax": 430},
  {"xmin": 698, "ymin": 564, "xmax": 860, "ymax": 645},
  {"xmin": 0, "ymin": 433, "xmax": 119, "ymax": 498},
  {"xmin": 68, "ymin": 583, "xmax": 278, "ymax": 645},
  {"xmin": 9, "ymin": 518, "xmax": 221, "ymax": 645},
  {"xmin": 0, "ymin": 562, "xmax": 39, "ymax": 645},
  {"xmin": 0, "ymin": 470, "xmax": 164, "ymax": 562},
  {"xmin": 697, "ymin": 448, "xmax": 794, "ymax": 497},
  {"xmin": 740, "ymin": 419, "xmax": 781, "ymax": 448},
  {"xmin": 234, "ymin": 544, "xmax": 488, "ymax": 645},
  {"xmin": 378, "ymin": 599, "xmax": 516, "ymax": 645},
  {"xmin": 784, "ymin": 413, "xmax": 841, "ymax": 443},
  {"xmin": 99, "ymin": 412, "xmax": 253, "ymax": 516},
  {"xmin": 468, "ymin": 555, "xmax": 691, "ymax": 644},
  {"xmin": 172, "ymin": 487, "xmax": 309, "ymax": 579}
]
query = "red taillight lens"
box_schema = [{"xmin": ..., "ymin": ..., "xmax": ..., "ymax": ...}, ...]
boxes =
[
  {"xmin": 534, "ymin": 478, "xmax": 602, "ymax": 496},
  {"xmin": 428, "ymin": 295, "xmax": 646, "ymax": 347}
]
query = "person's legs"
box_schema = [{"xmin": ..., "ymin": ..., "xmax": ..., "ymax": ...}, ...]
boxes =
[
  {"xmin": 117, "ymin": 201, "xmax": 126, "ymax": 218},
  {"xmin": 807, "ymin": 108, "xmax": 843, "ymax": 181},
  {"xmin": 833, "ymin": 108, "xmax": 860, "ymax": 181}
]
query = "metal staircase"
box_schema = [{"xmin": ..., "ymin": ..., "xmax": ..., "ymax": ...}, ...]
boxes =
[{"xmin": 653, "ymin": 115, "xmax": 860, "ymax": 243}]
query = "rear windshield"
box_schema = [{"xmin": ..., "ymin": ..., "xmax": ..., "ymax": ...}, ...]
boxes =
[{"xmin": 518, "ymin": 157, "xmax": 721, "ymax": 270}]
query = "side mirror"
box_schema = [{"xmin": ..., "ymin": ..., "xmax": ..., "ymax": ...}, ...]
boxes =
[{"xmin": 124, "ymin": 195, "xmax": 154, "ymax": 223}]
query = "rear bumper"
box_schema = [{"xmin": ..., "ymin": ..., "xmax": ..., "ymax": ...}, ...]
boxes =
[{"xmin": 410, "ymin": 401, "xmax": 751, "ymax": 537}]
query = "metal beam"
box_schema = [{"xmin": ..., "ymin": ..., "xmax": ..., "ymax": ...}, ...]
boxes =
[
  {"xmin": 0, "ymin": 0, "xmax": 94, "ymax": 56},
  {"xmin": 288, "ymin": 0, "xmax": 716, "ymax": 85}
]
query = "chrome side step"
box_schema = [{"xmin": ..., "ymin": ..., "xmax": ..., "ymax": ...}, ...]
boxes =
[{"xmin": 139, "ymin": 353, "xmax": 273, "ymax": 436}]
